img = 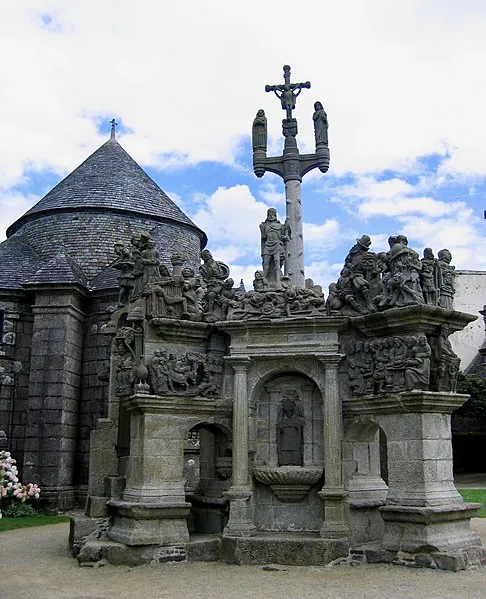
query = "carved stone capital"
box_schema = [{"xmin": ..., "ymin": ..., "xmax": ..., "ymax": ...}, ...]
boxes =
[
  {"xmin": 316, "ymin": 354, "xmax": 345, "ymax": 369},
  {"xmin": 225, "ymin": 355, "xmax": 251, "ymax": 374}
]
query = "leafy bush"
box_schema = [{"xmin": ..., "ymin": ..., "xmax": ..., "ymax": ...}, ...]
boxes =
[
  {"xmin": 455, "ymin": 373, "xmax": 486, "ymax": 417},
  {"xmin": 1, "ymin": 502, "xmax": 37, "ymax": 517}
]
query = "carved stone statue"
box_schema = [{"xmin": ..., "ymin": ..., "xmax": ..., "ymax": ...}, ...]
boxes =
[
  {"xmin": 404, "ymin": 334, "xmax": 431, "ymax": 391},
  {"xmin": 436, "ymin": 249, "xmax": 456, "ymax": 309},
  {"xmin": 260, "ymin": 208, "xmax": 290, "ymax": 290},
  {"xmin": 140, "ymin": 238, "xmax": 161, "ymax": 291},
  {"xmin": 252, "ymin": 109, "xmax": 267, "ymax": 151},
  {"xmin": 113, "ymin": 242, "xmax": 134, "ymax": 307},
  {"xmin": 277, "ymin": 392, "xmax": 304, "ymax": 466},
  {"xmin": 313, "ymin": 101, "xmax": 328, "ymax": 146},
  {"xmin": 388, "ymin": 235, "xmax": 424, "ymax": 308},
  {"xmin": 420, "ymin": 248, "xmax": 438, "ymax": 305},
  {"xmin": 199, "ymin": 249, "xmax": 231, "ymax": 320}
]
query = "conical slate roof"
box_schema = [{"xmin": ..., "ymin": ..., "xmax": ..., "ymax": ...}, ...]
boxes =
[{"xmin": 7, "ymin": 136, "xmax": 201, "ymax": 237}]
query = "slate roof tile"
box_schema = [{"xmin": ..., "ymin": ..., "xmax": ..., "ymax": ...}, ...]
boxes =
[
  {"xmin": 25, "ymin": 249, "xmax": 88, "ymax": 288},
  {"xmin": 0, "ymin": 237, "xmax": 44, "ymax": 289}
]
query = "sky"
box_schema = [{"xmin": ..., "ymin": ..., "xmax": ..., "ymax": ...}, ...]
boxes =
[{"xmin": 2, "ymin": 1, "xmax": 486, "ymax": 291}]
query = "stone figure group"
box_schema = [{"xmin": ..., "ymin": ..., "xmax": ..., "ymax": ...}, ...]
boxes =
[
  {"xmin": 347, "ymin": 329, "xmax": 460, "ymax": 395},
  {"xmin": 112, "ymin": 233, "xmax": 235, "ymax": 323},
  {"xmin": 228, "ymin": 277, "xmax": 326, "ymax": 321},
  {"xmin": 327, "ymin": 235, "xmax": 456, "ymax": 316},
  {"xmin": 348, "ymin": 335, "xmax": 432, "ymax": 395},
  {"xmin": 147, "ymin": 351, "xmax": 223, "ymax": 397}
]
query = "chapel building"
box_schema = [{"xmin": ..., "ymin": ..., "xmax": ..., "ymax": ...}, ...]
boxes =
[{"xmin": 0, "ymin": 131, "xmax": 206, "ymax": 509}]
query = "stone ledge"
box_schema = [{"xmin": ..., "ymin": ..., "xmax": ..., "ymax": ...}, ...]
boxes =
[{"xmin": 222, "ymin": 533, "xmax": 349, "ymax": 566}]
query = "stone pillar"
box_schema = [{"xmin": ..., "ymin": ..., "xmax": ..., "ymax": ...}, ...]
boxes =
[
  {"xmin": 223, "ymin": 356, "xmax": 256, "ymax": 537},
  {"xmin": 284, "ymin": 179, "xmax": 304, "ymax": 287},
  {"xmin": 318, "ymin": 356, "xmax": 348, "ymax": 539},
  {"xmin": 376, "ymin": 394, "xmax": 483, "ymax": 558},
  {"xmin": 23, "ymin": 288, "xmax": 85, "ymax": 510},
  {"xmin": 108, "ymin": 396, "xmax": 190, "ymax": 546}
]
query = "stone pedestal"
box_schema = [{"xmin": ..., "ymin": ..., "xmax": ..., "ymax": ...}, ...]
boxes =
[
  {"xmin": 344, "ymin": 389, "xmax": 485, "ymax": 569},
  {"xmin": 107, "ymin": 394, "xmax": 190, "ymax": 546}
]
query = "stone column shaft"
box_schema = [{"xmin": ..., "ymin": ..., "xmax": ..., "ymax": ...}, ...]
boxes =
[
  {"xmin": 284, "ymin": 179, "xmax": 304, "ymax": 287},
  {"xmin": 224, "ymin": 356, "xmax": 256, "ymax": 537},
  {"xmin": 318, "ymin": 357, "xmax": 348, "ymax": 539}
]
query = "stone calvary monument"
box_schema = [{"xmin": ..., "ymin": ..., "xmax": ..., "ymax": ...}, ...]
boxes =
[{"xmin": 32, "ymin": 65, "xmax": 480, "ymax": 571}]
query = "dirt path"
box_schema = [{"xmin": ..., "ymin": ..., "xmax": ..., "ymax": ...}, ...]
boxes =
[{"xmin": 1, "ymin": 520, "xmax": 486, "ymax": 599}]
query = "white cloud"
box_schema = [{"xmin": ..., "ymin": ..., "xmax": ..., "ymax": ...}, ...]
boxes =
[
  {"xmin": 190, "ymin": 185, "xmax": 269, "ymax": 259},
  {"xmin": 2, "ymin": 1, "xmax": 486, "ymax": 188},
  {"xmin": 0, "ymin": 191, "xmax": 38, "ymax": 240}
]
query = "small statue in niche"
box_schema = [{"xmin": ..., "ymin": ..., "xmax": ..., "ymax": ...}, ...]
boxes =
[
  {"xmin": 252, "ymin": 109, "xmax": 267, "ymax": 152},
  {"xmin": 313, "ymin": 101, "xmax": 328, "ymax": 146},
  {"xmin": 436, "ymin": 249, "xmax": 456, "ymax": 309},
  {"xmin": 277, "ymin": 392, "xmax": 304, "ymax": 466},
  {"xmin": 260, "ymin": 208, "xmax": 290, "ymax": 290}
]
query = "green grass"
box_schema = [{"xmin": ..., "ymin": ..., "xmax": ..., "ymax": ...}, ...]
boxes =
[
  {"xmin": 458, "ymin": 489, "xmax": 486, "ymax": 517},
  {"xmin": 0, "ymin": 515, "xmax": 70, "ymax": 532}
]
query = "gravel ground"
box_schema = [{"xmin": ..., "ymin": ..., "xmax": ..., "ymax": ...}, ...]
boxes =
[{"xmin": 1, "ymin": 520, "xmax": 486, "ymax": 599}]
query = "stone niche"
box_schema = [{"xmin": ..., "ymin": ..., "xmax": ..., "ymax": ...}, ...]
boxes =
[{"xmin": 253, "ymin": 374, "xmax": 324, "ymax": 531}]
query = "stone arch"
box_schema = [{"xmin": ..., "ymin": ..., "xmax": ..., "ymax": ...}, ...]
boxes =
[
  {"xmin": 249, "ymin": 360, "xmax": 324, "ymax": 404},
  {"xmin": 184, "ymin": 421, "xmax": 232, "ymax": 535},
  {"xmin": 343, "ymin": 418, "xmax": 388, "ymax": 505}
]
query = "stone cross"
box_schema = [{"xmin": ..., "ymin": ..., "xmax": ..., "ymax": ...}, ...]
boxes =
[
  {"xmin": 265, "ymin": 65, "xmax": 311, "ymax": 120},
  {"xmin": 253, "ymin": 66, "xmax": 330, "ymax": 288},
  {"xmin": 110, "ymin": 119, "xmax": 118, "ymax": 139}
]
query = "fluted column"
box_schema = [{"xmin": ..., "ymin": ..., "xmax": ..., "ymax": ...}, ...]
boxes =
[
  {"xmin": 223, "ymin": 356, "xmax": 256, "ymax": 537},
  {"xmin": 318, "ymin": 355, "xmax": 348, "ymax": 539}
]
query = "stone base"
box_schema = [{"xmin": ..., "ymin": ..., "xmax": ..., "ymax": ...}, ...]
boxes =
[
  {"xmin": 380, "ymin": 502, "xmax": 482, "ymax": 553},
  {"xmin": 360, "ymin": 543, "xmax": 486, "ymax": 571},
  {"xmin": 107, "ymin": 499, "xmax": 191, "ymax": 546},
  {"xmin": 85, "ymin": 495, "xmax": 109, "ymax": 518},
  {"xmin": 69, "ymin": 514, "xmax": 108, "ymax": 556},
  {"xmin": 222, "ymin": 532, "xmax": 349, "ymax": 566},
  {"xmin": 75, "ymin": 533, "xmax": 222, "ymax": 566}
]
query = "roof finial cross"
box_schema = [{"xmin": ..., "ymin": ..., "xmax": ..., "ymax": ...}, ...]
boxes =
[
  {"xmin": 109, "ymin": 119, "xmax": 118, "ymax": 139},
  {"xmin": 265, "ymin": 65, "xmax": 311, "ymax": 120}
]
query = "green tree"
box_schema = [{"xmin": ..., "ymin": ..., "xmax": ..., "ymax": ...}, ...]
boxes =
[{"xmin": 455, "ymin": 373, "xmax": 486, "ymax": 417}]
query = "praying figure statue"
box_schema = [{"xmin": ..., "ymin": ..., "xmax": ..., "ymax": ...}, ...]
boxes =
[
  {"xmin": 260, "ymin": 208, "xmax": 290, "ymax": 290},
  {"xmin": 313, "ymin": 101, "xmax": 328, "ymax": 146},
  {"xmin": 252, "ymin": 109, "xmax": 267, "ymax": 152}
]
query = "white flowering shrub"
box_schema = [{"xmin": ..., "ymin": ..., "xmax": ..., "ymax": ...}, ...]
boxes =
[{"xmin": 0, "ymin": 451, "xmax": 41, "ymax": 518}]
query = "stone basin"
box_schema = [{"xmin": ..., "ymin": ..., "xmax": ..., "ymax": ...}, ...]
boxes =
[{"xmin": 253, "ymin": 466, "xmax": 324, "ymax": 502}]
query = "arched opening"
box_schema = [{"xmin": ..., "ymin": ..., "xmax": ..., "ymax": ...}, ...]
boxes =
[
  {"xmin": 343, "ymin": 419, "xmax": 389, "ymax": 546},
  {"xmin": 343, "ymin": 419, "xmax": 388, "ymax": 505},
  {"xmin": 184, "ymin": 422, "xmax": 232, "ymax": 534}
]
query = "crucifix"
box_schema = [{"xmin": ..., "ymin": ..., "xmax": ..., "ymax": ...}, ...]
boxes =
[
  {"xmin": 265, "ymin": 64, "xmax": 311, "ymax": 120},
  {"xmin": 252, "ymin": 65, "xmax": 330, "ymax": 288}
]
